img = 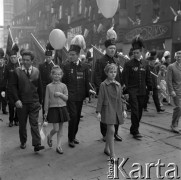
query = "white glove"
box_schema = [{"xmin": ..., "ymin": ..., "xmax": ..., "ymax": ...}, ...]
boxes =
[
  {"xmin": 89, "ymin": 89, "xmax": 96, "ymax": 95},
  {"xmin": 1, "ymin": 91, "xmax": 5, "ymax": 97}
]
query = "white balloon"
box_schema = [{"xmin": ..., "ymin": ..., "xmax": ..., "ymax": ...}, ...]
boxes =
[
  {"xmin": 96, "ymin": 0, "xmax": 119, "ymax": 18},
  {"xmin": 49, "ymin": 29, "xmax": 66, "ymax": 50}
]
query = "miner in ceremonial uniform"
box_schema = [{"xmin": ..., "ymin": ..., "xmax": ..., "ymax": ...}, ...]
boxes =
[
  {"xmin": 62, "ymin": 35, "xmax": 90, "ymax": 148},
  {"xmin": 4, "ymin": 44, "xmax": 20, "ymax": 127},
  {"xmin": 122, "ymin": 35, "xmax": 152, "ymax": 139},
  {"xmin": 94, "ymin": 38, "xmax": 123, "ymax": 142},
  {"xmin": 39, "ymin": 43, "xmax": 54, "ymax": 118}
]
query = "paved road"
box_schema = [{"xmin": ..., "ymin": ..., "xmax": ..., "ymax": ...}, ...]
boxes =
[{"xmin": 0, "ymin": 98, "xmax": 181, "ymax": 180}]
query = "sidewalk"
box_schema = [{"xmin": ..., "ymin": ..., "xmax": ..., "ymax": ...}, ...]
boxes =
[{"xmin": 0, "ymin": 99, "xmax": 181, "ymax": 180}]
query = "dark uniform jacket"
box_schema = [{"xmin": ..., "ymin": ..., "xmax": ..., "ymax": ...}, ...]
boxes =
[
  {"xmin": 10, "ymin": 67, "xmax": 43, "ymax": 104},
  {"xmin": 0, "ymin": 65, "xmax": 6, "ymax": 91},
  {"xmin": 122, "ymin": 58, "xmax": 152, "ymax": 96},
  {"xmin": 62, "ymin": 61, "xmax": 90, "ymax": 101},
  {"xmin": 94, "ymin": 54, "xmax": 122, "ymax": 90},
  {"xmin": 4, "ymin": 62, "xmax": 20, "ymax": 103},
  {"xmin": 39, "ymin": 61, "xmax": 54, "ymax": 90}
]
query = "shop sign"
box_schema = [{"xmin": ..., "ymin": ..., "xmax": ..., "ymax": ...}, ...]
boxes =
[
  {"xmin": 67, "ymin": 26, "xmax": 82, "ymax": 39},
  {"xmin": 125, "ymin": 23, "xmax": 171, "ymax": 42}
]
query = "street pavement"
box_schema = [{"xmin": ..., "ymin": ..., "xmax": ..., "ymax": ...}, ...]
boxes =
[{"xmin": 0, "ymin": 97, "xmax": 181, "ymax": 180}]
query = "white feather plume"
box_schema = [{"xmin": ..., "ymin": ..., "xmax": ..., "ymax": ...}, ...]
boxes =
[
  {"xmin": 71, "ymin": 35, "xmax": 86, "ymax": 50},
  {"xmin": 106, "ymin": 27, "xmax": 117, "ymax": 40}
]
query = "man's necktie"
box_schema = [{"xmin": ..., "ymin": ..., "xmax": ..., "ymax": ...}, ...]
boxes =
[{"xmin": 26, "ymin": 69, "xmax": 30, "ymax": 78}]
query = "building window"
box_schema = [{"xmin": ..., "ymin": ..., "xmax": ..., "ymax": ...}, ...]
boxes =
[
  {"xmin": 71, "ymin": 4, "xmax": 74, "ymax": 18},
  {"xmin": 78, "ymin": 0, "xmax": 82, "ymax": 15},
  {"xmin": 179, "ymin": 0, "xmax": 181, "ymax": 10},
  {"xmin": 152, "ymin": 0, "xmax": 160, "ymax": 23},
  {"xmin": 88, "ymin": 6, "xmax": 91, "ymax": 17},
  {"xmin": 59, "ymin": 5, "xmax": 62, "ymax": 19},
  {"xmin": 84, "ymin": 7, "xmax": 87, "ymax": 17},
  {"xmin": 135, "ymin": 4, "xmax": 141, "ymax": 24}
]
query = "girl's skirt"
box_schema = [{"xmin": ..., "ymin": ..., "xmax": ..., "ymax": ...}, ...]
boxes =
[{"xmin": 47, "ymin": 106, "xmax": 70, "ymax": 123}]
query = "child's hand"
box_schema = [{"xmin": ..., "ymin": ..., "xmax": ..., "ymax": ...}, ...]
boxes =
[
  {"xmin": 54, "ymin": 92, "xmax": 63, "ymax": 97},
  {"xmin": 97, "ymin": 113, "xmax": 101, "ymax": 121}
]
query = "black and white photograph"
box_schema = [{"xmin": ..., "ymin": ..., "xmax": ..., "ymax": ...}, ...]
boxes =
[{"xmin": 0, "ymin": 0, "xmax": 181, "ymax": 179}]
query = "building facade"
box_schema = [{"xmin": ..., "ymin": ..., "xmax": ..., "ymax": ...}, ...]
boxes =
[{"xmin": 11, "ymin": 0, "xmax": 181, "ymax": 57}]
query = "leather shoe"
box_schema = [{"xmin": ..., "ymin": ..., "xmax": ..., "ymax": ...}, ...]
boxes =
[
  {"xmin": 34, "ymin": 145, "xmax": 45, "ymax": 152},
  {"xmin": 56, "ymin": 147, "xmax": 63, "ymax": 154},
  {"xmin": 3, "ymin": 111, "xmax": 8, "ymax": 114},
  {"xmin": 133, "ymin": 133, "xmax": 143, "ymax": 139},
  {"xmin": 170, "ymin": 125, "xmax": 180, "ymax": 133},
  {"xmin": 9, "ymin": 122, "xmax": 13, "ymax": 127},
  {"xmin": 157, "ymin": 109, "xmax": 165, "ymax": 113},
  {"xmin": 14, "ymin": 122, "xmax": 19, "ymax": 126},
  {"xmin": 20, "ymin": 143, "xmax": 26, "ymax": 149},
  {"xmin": 74, "ymin": 139, "xmax": 79, "ymax": 144},
  {"xmin": 69, "ymin": 141, "xmax": 75, "ymax": 148},
  {"xmin": 114, "ymin": 134, "xmax": 122, "ymax": 141},
  {"xmin": 104, "ymin": 149, "xmax": 110, "ymax": 156}
]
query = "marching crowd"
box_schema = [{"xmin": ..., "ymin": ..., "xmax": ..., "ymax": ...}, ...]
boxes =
[{"xmin": 0, "ymin": 33, "xmax": 181, "ymax": 159}]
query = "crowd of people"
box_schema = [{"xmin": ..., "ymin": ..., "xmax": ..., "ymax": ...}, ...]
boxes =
[{"xmin": 0, "ymin": 32, "xmax": 181, "ymax": 159}]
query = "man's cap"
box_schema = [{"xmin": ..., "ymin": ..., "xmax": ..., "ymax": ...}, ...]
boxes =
[
  {"xmin": 104, "ymin": 39, "xmax": 116, "ymax": 48},
  {"xmin": 9, "ymin": 44, "xmax": 19, "ymax": 56},
  {"xmin": 131, "ymin": 35, "xmax": 145, "ymax": 50},
  {"xmin": 69, "ymin": 44, "xmax": 81, "ymax": 54},
  {"xmin": 45, "ymin": 42, "xmax": 54, "ymax": 56},
  {"xmin": 0, "ymin": 48, "xmax": 4, "ymax": 58}
]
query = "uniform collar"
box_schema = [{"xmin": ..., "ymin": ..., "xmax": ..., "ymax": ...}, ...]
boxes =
[{"xmin": 105, "ymin": 79, "xmax": 119, "ymax": 86}]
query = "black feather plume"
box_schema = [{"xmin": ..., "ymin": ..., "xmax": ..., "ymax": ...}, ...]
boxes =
[
  {"xmin": 131, "ymin": 34, "xmax": 145, "ymax": 49},
  {"xmin": 46, "ymin": 42, "xmax": 54, "ymax": 50},
  {"xmin": 12, "ymin": 43, "xmax": 19, "ymax": 52}
]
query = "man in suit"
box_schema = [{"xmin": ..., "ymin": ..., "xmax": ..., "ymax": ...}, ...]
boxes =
[
  {"xmin": 167, "ymin": 50, "xmax": 181, "ymax": 133},
  {"xmin": 62, "ymin": 44, "xmax": 90, "ymax": 148},
  {"xmin": 10, "ymin": 50, "xmax": 44, "ymax": 152},
  {"xmin": 94, "ymin": 39, "xmax": 123, "ymax": 142},
  {"xmin": 39, "ymin": 43, "xmax": 54, "ymax": 118}
]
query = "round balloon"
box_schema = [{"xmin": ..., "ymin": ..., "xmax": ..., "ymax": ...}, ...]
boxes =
[
  {"xmin": 96, "ymin": 0, "xmax": 119, "ymax": 18},
  {"xmin": 49, "ymin": 29, "xmax": 66, "ymax": 50}
]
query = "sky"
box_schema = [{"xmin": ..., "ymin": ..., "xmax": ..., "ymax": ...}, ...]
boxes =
[{"xmin": 0, "ymin": 0, "xmax": 4, "ymax": 26}]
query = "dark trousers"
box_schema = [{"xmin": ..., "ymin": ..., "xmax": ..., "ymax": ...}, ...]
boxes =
[
  {"xmin": 144, "ymin": 89, "xmax": 161, "ymax": 111},
  {"xmin": 129, "ymin": 93, "xmax": 145, "ymax": 135},
  {"xmin": 8, "ymin": 103, "xmax": 18, "ymax": 123},
  {"xmin": 0, "ymin": 89, "xmax": 7, "ymax": 112},
  {"xmin": 16, "ymin": 102, "xmax": 41, "ymax": 146},
  {"xmin": 100, "ymin": 122, "xmax": 119, "ymax": 137},
  {"xmin": 67, "ymin": 100, "xmax": 83, "ymax": 142},
  {"xmin": 143, "ymin": 89, "xmax": 150, "ymax": 109}
]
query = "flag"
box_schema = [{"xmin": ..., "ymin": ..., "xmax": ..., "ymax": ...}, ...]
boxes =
[
  {"xmin": 54, "ymin": 47, "xmax": 68, "ymax": 65},
  {"xmin": 30, "ymin": 33, "xmax": 45, "ymax": 67},
  {"xmin": 6, "ymin": 29, "xmax": 14, "ymax": 56},
  {"xmin": 92, "ymin": 45, "xmax": 104, "ymax": 83}
]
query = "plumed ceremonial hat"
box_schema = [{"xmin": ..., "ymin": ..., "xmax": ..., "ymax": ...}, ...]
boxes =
[
  {"xmin": 0, "ymin": 48, "xmax": 4, "ymax": 58},
  {"xmin": 45, "ymin": 42, "xmax": 54, "ymax": 56},
  {"xmin": 131, "ymin": 35, "xmax": 145, "ymax": 50},
  {"xmin": 70, "ymin": 35, "xmax": 86, "ymax": 53},
  {"xmin": 9, "ymin": 43, "xmax": 19, "ymax": 56},
  {"xmin": 69, "ymin": 44, "xmax": 81, "ymax": 54},
  {"xmin": 104, "ymin": 39, "xmax": 116, "ymax": 48}
]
